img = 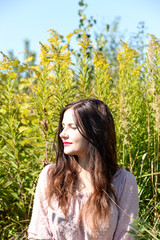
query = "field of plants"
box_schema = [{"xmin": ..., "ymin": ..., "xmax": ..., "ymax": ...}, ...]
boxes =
[{"xmin": 0, "ymin": 1, "xmax": 160, "ymax": 239}]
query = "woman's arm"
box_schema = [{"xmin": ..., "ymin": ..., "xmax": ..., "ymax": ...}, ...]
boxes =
[
  {"xmin": 28, "ymin": 165, "xmax": 53, "ymax": 240},
  {"xmin": 113, "ymin": 170, "xmax": 139, "ymax": 240}
]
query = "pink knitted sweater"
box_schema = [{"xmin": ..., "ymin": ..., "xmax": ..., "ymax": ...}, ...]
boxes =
[{"xmin": 28, "ymin": 165, "xmax": 139, "ymax": 240}]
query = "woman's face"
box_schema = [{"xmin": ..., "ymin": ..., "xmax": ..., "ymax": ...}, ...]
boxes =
[{"xmin": 59, "ymin": 108, "xmax": 88, "ymax": 161}]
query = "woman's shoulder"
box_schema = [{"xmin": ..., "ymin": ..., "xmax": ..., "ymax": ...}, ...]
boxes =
[
  {"xmin": 35, "ymin": 163, "xmax": 56, "ymax": 199},
  {"xmin": 113, "ymin": 166, "xmax": 136, "ymax": 181},
  {"xmin": 40, "ymin": 163, "xmax": 55, "ymax": 175},
  {"xmin": 112, "ymin": 167, "xmax": 137, "ymax": 197},
  {"xmin": 38, "ymin": 163, "xmax": 55, "ymax": 184}
]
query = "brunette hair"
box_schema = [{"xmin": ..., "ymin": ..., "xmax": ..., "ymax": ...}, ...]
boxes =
[{"xmin": 47, "ymin": 99, "xmax": 119, "ymax": 235}]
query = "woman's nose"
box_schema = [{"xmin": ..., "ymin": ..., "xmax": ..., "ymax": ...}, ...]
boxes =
[{"xmin": 60, "ymin": 128, "xmax": 68, "ymax": 139}]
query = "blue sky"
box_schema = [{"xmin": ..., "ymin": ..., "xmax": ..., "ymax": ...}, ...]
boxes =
[{"xmin": 0, "ymin": 0, "xmax": 160, "ymax": 61}]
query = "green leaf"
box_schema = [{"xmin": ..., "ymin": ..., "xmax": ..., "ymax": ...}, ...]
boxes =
[{"xmin": 11, "ymin": 192, "xmax": 20, "ymax": 200}]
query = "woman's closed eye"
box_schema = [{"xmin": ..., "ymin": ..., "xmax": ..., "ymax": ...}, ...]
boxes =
[
  {"xmin": 70, "ymin": 124, "xmax": 77, "ymax": 129},
  {"xmin": 61, "ymin": 124, "xmax": 77, "ymax": 130}
]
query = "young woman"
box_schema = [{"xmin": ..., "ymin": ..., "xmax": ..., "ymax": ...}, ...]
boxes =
[{"xmin": 28, "ymin": 99, "xmax": 139, "ymax": 240}]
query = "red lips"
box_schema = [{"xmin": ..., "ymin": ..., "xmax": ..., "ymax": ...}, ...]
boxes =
[{"xmin": 63, "ymin": 142, "xmax": 72, "ymax": 146}]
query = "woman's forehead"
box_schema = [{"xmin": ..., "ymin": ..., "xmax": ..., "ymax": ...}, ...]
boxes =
[{"xmin": 62, "ymin": 108, "xmax": 75, "ymax": 124}]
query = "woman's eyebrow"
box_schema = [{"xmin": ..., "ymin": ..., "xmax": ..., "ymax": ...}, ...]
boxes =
[
  {"xmin": 62, "ymin": 122, "xmax": 76, "ymax": 126},
  {"xmin": 70, "ymin": 123, "xmax": 76, "ymax": 126}
]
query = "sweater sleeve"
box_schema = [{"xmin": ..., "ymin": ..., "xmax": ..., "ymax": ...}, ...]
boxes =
[
  {"xmin": 113, "ymin": 169, "xmax": 139, "ymax": 240},
  {"xmin": 28, "ymin": 165, "xmax": 53, "ymax": 240}
]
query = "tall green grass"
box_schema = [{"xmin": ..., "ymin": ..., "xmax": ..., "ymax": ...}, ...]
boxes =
[{"xmin": 0, "ymin": 30, "xmax": 159, "ymax": 239}]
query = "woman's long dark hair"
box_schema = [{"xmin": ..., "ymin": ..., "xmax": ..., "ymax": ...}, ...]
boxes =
[{"xmin": 47, "ymin": 99, "xmax": 119, "ymax": 235}]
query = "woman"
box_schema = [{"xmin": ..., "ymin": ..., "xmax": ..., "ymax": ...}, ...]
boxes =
[{"xmin": 28, "ymin": 98, "xmax": 139, "ymax": 240}]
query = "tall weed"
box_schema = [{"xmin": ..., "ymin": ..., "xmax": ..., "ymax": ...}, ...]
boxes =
[{"xmin": 0, "ymin": 30, "xmax": 159, "ymax": 239}]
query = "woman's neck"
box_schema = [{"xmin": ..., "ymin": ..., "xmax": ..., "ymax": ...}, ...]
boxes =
[{"xmin": 76, "ymin": 165, "xmax": 94, "ymax": 193}]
